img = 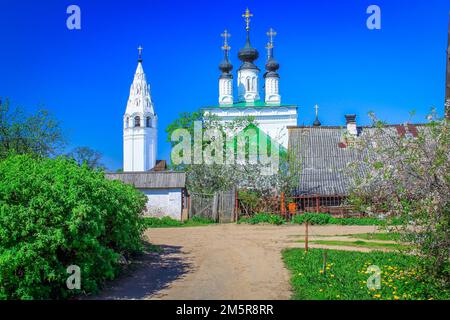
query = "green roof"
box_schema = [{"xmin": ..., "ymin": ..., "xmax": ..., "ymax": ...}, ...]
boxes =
[{"xmin": 203, "ymin": 101, "xmax": 297, "ymax": 109}]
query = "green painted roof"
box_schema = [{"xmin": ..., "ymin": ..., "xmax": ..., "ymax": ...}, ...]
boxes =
[{"xmin": 203, "ymin": 101, "xmax": 297, "ymax": 109}]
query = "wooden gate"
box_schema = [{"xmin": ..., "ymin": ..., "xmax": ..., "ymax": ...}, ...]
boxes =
[{"xmin": 189, "ymin": 189, "xmax": 236, "ymax": 223}]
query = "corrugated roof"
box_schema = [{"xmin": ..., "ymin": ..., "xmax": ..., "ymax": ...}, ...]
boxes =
[
  {"xmin": 105, "ymin": 172, "xmax": 186, "ymax": 189},
  {"xmin": 288, "ymin": 124, "xmax": 425, "ymax": 196}
]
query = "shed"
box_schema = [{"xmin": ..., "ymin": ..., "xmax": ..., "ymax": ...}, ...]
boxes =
[{"xmin": 106, "ymin": 171, "xmax": 187, "ymax": 220}]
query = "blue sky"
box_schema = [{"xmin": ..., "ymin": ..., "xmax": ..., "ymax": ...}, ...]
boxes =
[{"xmin": 0, "ymin": 0, "xmax": 449, "ymax": 170}]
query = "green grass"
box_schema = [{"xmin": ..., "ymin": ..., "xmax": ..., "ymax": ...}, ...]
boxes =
[
  {"xmin": 349, "ymin": 233, "xmax": 401, "ymax": 241},
  {"xmin": 143, "ymin": 216, "xmax": 215, "ymax": 228},
  {"xmin": 238, "ymin": 213, "xmax": 402, "ymax": 226},
  {"xmin": 238, "ymin": 213, "xmax": 285, "ymax": 225},
  {"xmin": 282, "ymin": 248, "xmax": 449, "ymax": 300},
  {"xmin": 297, "ymin": 239, "xmax": 408, "ymax": 250}
]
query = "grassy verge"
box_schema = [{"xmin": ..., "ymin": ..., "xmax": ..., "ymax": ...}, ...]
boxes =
[
  {"xmin": 238, "ymin": 213, "xmax": 401, "ymax": 226},
  {"xmin": 297, "ymin": 239, "xmax": 408, "ymax": 251},
  {"xmin": 349, "ymin": 233, "xmax": 401, "ymax": 241},
  {"xmin": 282, "ymin": 248, "xmax": 449, "ymax": 300},
  {"xmin": 143, "ymin": 216, "xmax": 215, "ymax": 228}
]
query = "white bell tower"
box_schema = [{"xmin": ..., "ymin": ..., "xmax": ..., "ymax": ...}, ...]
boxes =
[{"xmin": 123, "ymin": 46, "xmax": 158, "ymax": 172}]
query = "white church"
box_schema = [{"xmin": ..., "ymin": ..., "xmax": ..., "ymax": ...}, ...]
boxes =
[
  {"xmin": 107, "ymin": 9, "xmax": 301, "ymax": 220},
  {"xmin": 203, "ymin": 8, "xmax": 298, "ymax": 149}
]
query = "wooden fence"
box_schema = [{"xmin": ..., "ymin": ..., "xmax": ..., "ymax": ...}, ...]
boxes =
[
  {"xmin": 235, "ymin": 193, "xmax": 361, "ymax": 219},
  {"xmin": 188, "ymin": 189, "xmax": 237, "ymax": 223}
]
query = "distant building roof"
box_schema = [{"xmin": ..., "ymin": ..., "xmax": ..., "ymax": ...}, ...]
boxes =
[
  {"xmin": 288, "ymin": 123, "xmax": 425, "ymax": 196},
  {"xmin": 105, "ymin": 171, "xmax": 186, "ymax": 189}
]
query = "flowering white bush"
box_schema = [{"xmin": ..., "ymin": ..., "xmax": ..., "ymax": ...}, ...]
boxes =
[{"xmin": 349, "ymin": 111, "xmax": 449, "ymax": 282}]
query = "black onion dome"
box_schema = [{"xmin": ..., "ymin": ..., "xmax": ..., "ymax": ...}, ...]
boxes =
[
  {"xmin": 238, "ymin": 34, "xmax": 259, "ymax": 70},
  {"xmin": 313, "ymin": 118, "xmax": 322, "ymax": 127},
  {"xmin": 265, "ymin": 57, "xmax": 279, "ymax": 72},
  {"xmin": 219, "ymin": 55, "xmax": 233, "ymax": 74}
]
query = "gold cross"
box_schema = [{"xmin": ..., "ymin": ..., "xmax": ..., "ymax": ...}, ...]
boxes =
[
  {"xmin": 221, "ymin": 29, "xmax": 231, "ymax": 51},
  {"xmin": 242, "ymin": 8, "xmax": 253, "ymax": 31},
  {"xmin": 267, "ymin": 28, "xmax": 277, "ymax": 46}
]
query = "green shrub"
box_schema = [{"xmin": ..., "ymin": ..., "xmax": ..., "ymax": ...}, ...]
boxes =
[
  {"xmin": 292, "ymin": 213, "xmax": 331, "ymax": 225},
  {"xmin": 0, "ymin": 154, "xmax": 147, "ymax": 299},
  {"xmin": 238, "ymin": 213, "xmax": 285, "ymax": 225},
  {"xmin": 187, "ymin": 216, "xmax": 215, "ymax": 225},
  {"xmin": 329, "ymin": 217, "xmax": 385, "ymax": 226}
]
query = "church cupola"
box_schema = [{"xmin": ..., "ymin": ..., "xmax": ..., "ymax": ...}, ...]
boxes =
[
  {"xmin": 264, "ymin": 28, "xmax": 281, "ymax": 105},
  {"xmin": 123, "ymin": 46, "xmax": 158, "ymax": 172},
  {"xmin": 218, "ymin": 30, "xmax": 234, "ymax": 105},
  {"xmin": 237, "ymin": 8, "xmax": 260, "ymax": 103},
  {"xmin": 313, "ymin": 104, "xmax": 322, "ymax": 127}
]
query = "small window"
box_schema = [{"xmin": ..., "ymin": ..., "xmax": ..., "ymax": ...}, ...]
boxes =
[
  {"xmin": 126, "ymin": 117, "xmax": 129, "ymax": 128},
  {"xmin": 134, "ymin": 116, "xmax": 141, "ymax": 127},
  {"xmin": 246, "ymin": 77, "xmax": 251, "ymax": 91},
  {"xmin": 146, "ymin": 116, "xmax": 151, "ymax": 128}
]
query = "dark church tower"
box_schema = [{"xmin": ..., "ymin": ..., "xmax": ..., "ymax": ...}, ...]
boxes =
[{"xmin": 446, "ymin": 16, "xmax": 450, "ymax": 119}]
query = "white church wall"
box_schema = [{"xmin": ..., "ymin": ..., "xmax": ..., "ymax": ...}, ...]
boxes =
[
  {"xmin": 141, "ymin": 188, "xmax": 183, "ymax": 220},
  {"xmin": 204, "ymin": 106, "xmax": 298, "ymax": 149}
]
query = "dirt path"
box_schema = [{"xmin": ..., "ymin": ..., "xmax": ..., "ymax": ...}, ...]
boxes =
[{"xmin": 94, "ymin": 224, "xmax": 379, "ymax": 300}]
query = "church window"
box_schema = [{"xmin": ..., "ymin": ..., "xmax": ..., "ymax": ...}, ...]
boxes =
[
  {"xmin": 126, "ymin": 117, "xmax": 129, "ymax": 128},
  {"xmin": 146, "ymin": 116, "xmax": 151, "ymax": 128},
  {"xmin": 135, "ymin": 116, "xmax": 141, "ymax": 127},
  {"xmin": 246, "ymin": 78, "xmax": 251, "ymax": 91},
  {"xmin": 252, "ymin": 77, "xmax": 256, "ymax": 91}
]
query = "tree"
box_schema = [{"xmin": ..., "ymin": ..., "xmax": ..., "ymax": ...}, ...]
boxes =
[
  {"xmin": 0, "ymin": 98, "xmax": 65, "ymax": 158},
  {"xmin": 166, "ymin": 110, "xmax": 300, "ymax": 203},
  {"xmin": 348, "ymin": 110, "xmax": 449, "ymax": 284},
  {"xmin": 66, "ymin": 146, "xmax": 104, "ymax": 169}
]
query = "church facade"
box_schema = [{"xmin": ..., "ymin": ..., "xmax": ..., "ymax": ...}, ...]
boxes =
[{"xmin": 202, "ymin": 9, "xmax": 298, "ymax": 149}]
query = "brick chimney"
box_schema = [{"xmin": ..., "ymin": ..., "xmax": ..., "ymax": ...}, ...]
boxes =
[{"xmin": 345, "ymin": 114, "xmax": 358, "ymax": 136}]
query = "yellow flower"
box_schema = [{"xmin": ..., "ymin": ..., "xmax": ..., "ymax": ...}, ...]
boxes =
[{"xmin": 394, "ymin": 295, "xmax": 399, "ymax": 300}]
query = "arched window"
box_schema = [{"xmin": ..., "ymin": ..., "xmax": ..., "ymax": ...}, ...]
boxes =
[
  {"xmin": 126, "ymin": 117, "xmax": 129, "ymax": 128},
  {"xmin": 246, "ymin": 77, "xmax": 251, "ymax": 91},
  {"xmin": 134, "ymin": 116, "xmax": 141, "ymax": 127},
  {"xmin": 146, "ymin": 116, "xmax": 151, "ymax": 128},
  {"xmin": 252, "ymin": 77, "xmax": 256, "ymax": 91}
]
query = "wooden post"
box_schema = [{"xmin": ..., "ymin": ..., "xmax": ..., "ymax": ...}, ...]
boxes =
[
  {"xmin": 316, "ymin": 195, "xmax": 319, "ymax": 213},
  {"xmin": 280, "ymin": 192, "xmax": 286, "ymax": 216},
  {"xmin": 234, "ymin": 189, "xmax": 239, "ymax": 223},
  {"xmin": 322, "ymin": 250, "xmax": 328, "ymax": 275},
  {"xmin": 212, "ymin": 192, "xmax": 219, "ymax": 223},
  {"xmin": 305, "ymin": 221, "xmax": 309, "ymax": 253}
]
